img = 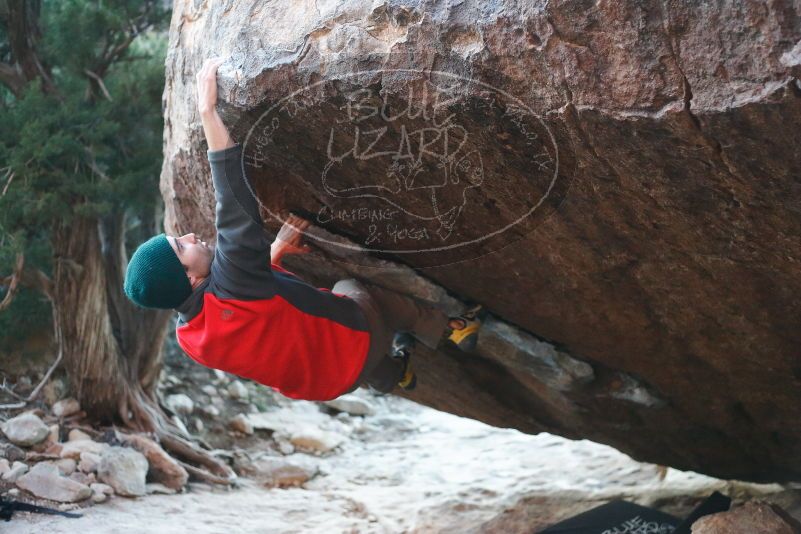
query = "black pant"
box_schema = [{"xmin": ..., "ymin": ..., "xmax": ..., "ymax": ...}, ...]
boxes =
[{"xmin": 332, "ymin": 279, "xmax": 449, "ymax": 393}]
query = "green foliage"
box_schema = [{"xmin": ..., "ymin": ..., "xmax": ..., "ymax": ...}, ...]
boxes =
[
  {"xmin": 0, "ymin": 0, "xmax": 171, "ymax": 349},
  {"xmin": 0, "ymin": 233, "xmax": 52, "ymax": 351}
]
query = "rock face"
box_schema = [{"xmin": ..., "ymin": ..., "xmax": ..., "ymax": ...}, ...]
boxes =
[
  {"xmin": 161, "ymin": 0, "xmax": 801, "ymax": 482},
  {"xmin": 691, "ymin": 502, "xmax": 801, "ymax": 534}
]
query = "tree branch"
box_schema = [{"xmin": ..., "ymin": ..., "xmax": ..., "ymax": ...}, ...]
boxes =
[
  {"xmin": 83, "ymin": 69, "xmax": 112, "ymax": 101},
  {"xmin": 1, "ymin": 264, "xmax": 53, "ymax": 300},
  {"xmin": 0, "ymin": 253, "xmax": 24, "ymax": 313},
  {"xmin": 1, "ymin": 170, "xmax": 16, "ymax": 197}
]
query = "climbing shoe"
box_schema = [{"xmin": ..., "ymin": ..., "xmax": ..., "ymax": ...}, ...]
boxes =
[
  {"xmin": 392, "ymin": 332, "xmax": 417, "ymax": 391},
  {"xmin": 445, "ymin": 304, "xmax": 486, "ymax": 352},
  {"xmin": 397, "ymin": 360, "xmax": 417, "ymax": 391}
]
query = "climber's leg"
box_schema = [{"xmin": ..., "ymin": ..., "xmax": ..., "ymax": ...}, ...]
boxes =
[
  {"xmin": 333, "ymin": 279, "xmax": 406, "ymax": 394},
  {"xmin": 353, "ymin": 281, "xmax": 451, "ymax": 350}
]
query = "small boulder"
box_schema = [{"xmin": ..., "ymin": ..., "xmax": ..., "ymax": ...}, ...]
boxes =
[
  {"xmin": 227, "ymin": 381, "xmax": 249, "ymax": 400},
  {"xmin": 201, "ymin": 405, "xmax": 220, "ymax": 417},
  {"xmin": 249, "ymin": 456, "xmax": 318, "ymax": 488},
  {"xmin": 229, "ymin": 414, "xmax": 254, "ymax": 435},
  {"xmin": 60, "ymin": 439, "xmax": 109, "ymax": 460},
  {"xmin": 288, "ymin": 426, "xmax": 346, "ymax": 454},
  {"xmin": 44, "ymin": 442, "xmax": 63, "ymax": 456},
  {"xmin": 45, "ymin": 424, "xmax": 60, "ymax": 445},
  {"xmin": 0, "ymin": 458, "xmax": 10, "ymax": 476},
  {"xmin": 201, "ymin": 385, "xmax": 218, "ymax": 396},
  {"xmin": 2, "ymin": 461, "xmax": 28, "ymax": 482},
  {"xmin": 0, "ymin": 442, "xmax": 26, "ymax": 462},
  {"xmin": 97, "ymin": 446, "xmax": 148, "ymax": 497},
  {"xmin": 90, "ymin": 482, "xmax": 114, "ymax": 495},
  {"xmin": 52, "ymin": 398, "xmax": 81, "ymax": 418},
  {"xmin": 69, "ymin": 471, "xmax": 96, "ymax": 485},
  {"xmin": 277, "ymin": 439, "xmax": 295, "ymax": 455},
  {"xmin": 68, "ymin": 429, "xmax": 93, "ymax": 442},
  {"xmin": 1, "ymin": 413, "xmax": 50, "ymax": 447},
  {"xmin": 165, "ymin": 393, "xmax": 194, "ymax": 416},
  {"xmin": 212, "ymin": 369, "xmax": 228, "ymax": 383},
  {"xmin": 146, "ymin": 482, "xmax": 177, "ymax": 495},
  {"xmin": 54, "ymin": 458, "xmax": 77, "ymax": 476},
  {"xmin": 78, "ymin": 451, "xmax": 101, "ymax": 473},
  {"xmin": 15, "ymin": 462, "xmax": 91, "ymax": 503},
  {"xmin": 323, "ymin": 394, "xmax": 375, "ymax": 416}
]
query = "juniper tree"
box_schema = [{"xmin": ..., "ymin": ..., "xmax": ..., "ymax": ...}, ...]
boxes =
[{"xmin": 0, "ymin": 0, "xmax": 233, "ymax": 483}]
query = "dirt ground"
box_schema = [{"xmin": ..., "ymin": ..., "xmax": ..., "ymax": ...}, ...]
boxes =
[{"xmin": 2, "ymin": 340, "xmax": 800, "ymax": 533}]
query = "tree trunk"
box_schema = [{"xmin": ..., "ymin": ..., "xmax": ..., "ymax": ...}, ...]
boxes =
[
  {"xmin": 51, "ymin": 214, "xmax": 171, "ymax": 431},
  {"xmin": 50, "ymin": 214, "xmax": 236, "ymax": 483}
]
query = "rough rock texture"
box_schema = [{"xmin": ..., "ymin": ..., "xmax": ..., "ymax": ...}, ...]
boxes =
[
  {"xmin": 160, "ymin": 0, "xmax": 801, "ymax": 481},
  {"xmin": 14, "ymin": 462, "xmax": 92, "ymax": 503},
  {"xmin": 97, "ymin": 446, "xmax": 149, "ymax": 497},
  {"xmin": 0, "ymin": 413, "xmax": 50, "ymax": 447},
  {"xmin": 691, "ymin": 502, "xmax": 801, "ymax": 534}
]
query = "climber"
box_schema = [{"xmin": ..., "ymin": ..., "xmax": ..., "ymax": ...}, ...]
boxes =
[{"xmin": 122, "ymin": 57, "xmax": 486, "ymax": 401}]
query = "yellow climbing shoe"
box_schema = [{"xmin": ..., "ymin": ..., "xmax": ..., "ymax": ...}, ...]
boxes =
[
  {"xmin": 393, "ymin": 332, "xmax": 417, "ymax": 391},
  {"xmin": 446, "ymin": 304, "xmax": 485, "ymax": 352},
  {"xmin": 398, "ymin": 360, "xmax": 417, "ymax": 391}
]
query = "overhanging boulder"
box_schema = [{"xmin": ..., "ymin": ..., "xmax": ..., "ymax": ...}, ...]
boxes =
[{"xmin": 160, "ymin": 0, "xmax": 801, "ymax": 482}]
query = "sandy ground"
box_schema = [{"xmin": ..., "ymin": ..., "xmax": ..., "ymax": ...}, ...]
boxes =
[{"xmin": 4, "ymin": 391, "xmax": 794, "ymax": 534}]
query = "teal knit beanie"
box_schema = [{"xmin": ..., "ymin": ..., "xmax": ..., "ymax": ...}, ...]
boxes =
[{"xmin": 124, "ymin": 234, "xmax": 193, "ymax": 309}]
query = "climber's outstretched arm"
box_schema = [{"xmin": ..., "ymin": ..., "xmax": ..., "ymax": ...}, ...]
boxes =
[
  {"xmin": 197, "ymin": 57, "xmax": 234, "ymax": 151},
  {"xmin": 195, "ymin": 57, "xmax": 274, "ymax": 297}
]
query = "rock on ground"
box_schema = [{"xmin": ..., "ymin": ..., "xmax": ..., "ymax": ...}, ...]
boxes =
[
  {"xmin": 1, "ymin": 461, "xmax": 28, "ymax": 482},
  {"xmin": 1, "ymin": 412, "xmax": 50, "ymax": 447},
  {"xmin": 226, "ymin": 381, "xmax": 249, "ymax": 400},
  {"xmin": 59, "ymin": 439, "xmax": 109, "ymax": 460},
  {"xmin": 67, "ymin": 429, "xmax": 93, "ymax": 441},
  {"xmin": 145, "ymin": 483, "xmax": 177, "ymax": 495},
  {"xmin": 247, "ymin": 456, "xmax": 318, "ymax": 488},
  {"xmin": 51, "ymin": 398, "xmax": 81, "ymax": 418},
  {"xmin": 229, "ymin": 413, "xmax": 254, "ymax": 435},
  {"xmin": 0, "ymin": 442, "xmax": 26, "ymax": 461},
  {"xmin": 97, "ymin": 446, "xmax": 149, "ymax": 497},
  {"xmin": 78, "ymin": 451, "xmax": 101, "ymax": 473},
  {"xmin": 54, "ymin": 458, "xmax": 76, "ymax": 476},
  {"xmin": 165, "ymin": 393, "xmax": 194, "ymax": 415},
  {"xmin": 15, "ymin": 462, "xmax": 92, "ymax": 503},
  {"xmin": 288, "ymin": 426, "xmax": 346, "ymax": 454},
  {"xmin": 323, "ymin": 395, "xmax": 375, "ymax": 416}
]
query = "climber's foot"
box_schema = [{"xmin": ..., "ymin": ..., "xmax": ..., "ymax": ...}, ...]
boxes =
[
  {"xmin": 445, "ymin": 304, "xmax": 486, "ymax": 352},
  {"xmin": 397, "ymin": 360, "xmax": 417, "ymax": 391},
  {"xmin": 392, "ymin": 332, "xmax": 417, "ymax": 391}
]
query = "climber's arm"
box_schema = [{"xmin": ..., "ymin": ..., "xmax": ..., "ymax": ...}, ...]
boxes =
[
  {"xmin": 197, "ymin": 57, "xmax": 234, "ymax": 151},
  {"xmin": 197, "ymin": 57, "xmax": 273, "ymax": 296}
]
